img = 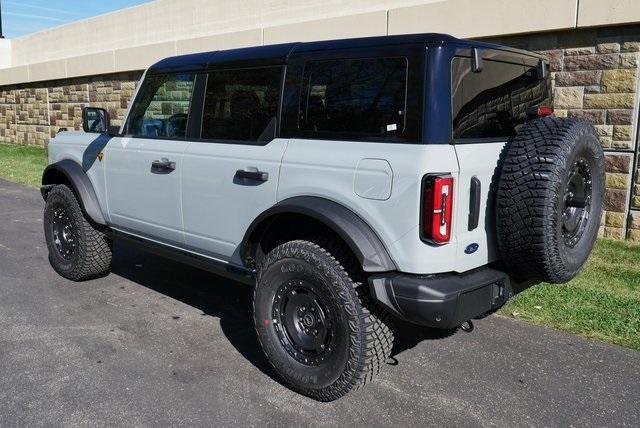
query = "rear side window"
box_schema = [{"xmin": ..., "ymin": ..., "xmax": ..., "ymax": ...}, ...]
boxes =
[
  {"xmin": 297, "ymin": 57, "xmax": 408, "ymax": 141},
  {"xmin": 201, "ymin": 67, "xmax": 281, "ymax": 142},
  {"xmin": 126, "ymin": 73, "xmax": 195, "ymax": 139},
  {"xmin": 451, "ymin": 57, "xmax": 550, "ymax": 140}
]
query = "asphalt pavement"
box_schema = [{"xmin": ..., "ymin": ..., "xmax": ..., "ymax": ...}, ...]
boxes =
[{"xmin": 0, "ymin": 178, "xmax": 638, "ymax": 427}]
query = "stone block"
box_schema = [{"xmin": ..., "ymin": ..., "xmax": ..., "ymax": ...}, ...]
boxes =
[
  {"xmin": 599, "ymin": 137, "xmax": 612, "ymax": 148},
  {"xmin": 601, "ymin": 69, "xmax": 638, "ymax": 93},
  {"xmin": 604, "ymin": 188, "xmax": 627, "ymax": 212},
  {"xmin": 553, "ymin": 109, "xmax": 568, "ymax": 118},
  {"xmin": 568, "ymin": 109, "xmax": 606, "ymax": 124},
  {"xmin": 621, "ymin": 42, "xmax": 640, "ymax": 52},
  {"xmin": 555, "ymin": 71, "xmax": 602, "ymax": 87},
  {"xmin": 583, "ymin": 93, "xmax": 635, "ymax": 109},
  {"xmin": 597, "ymin": 42, "xmax": 621, "ymax": 54},
  {"xmin": 628, "ymin": 229, "xmax": 640, "ymax": 241},
  {"xmin": 565, "ymin": 47, "xmax": 596, "ymax": 56},
  {"xmin": 606, "ymin": 211, "xmax": 626, "ymax": 227},
  {"xmin": 594, "ymin": 125, "xmax": 613, "ymax": 137},
  {"xmin": 629, "ymin": 212, "xmax": 640, "ymax": 229},
  {"xmin": 612, "ymin": 140, "xmax": 634, "ymax": 150},
  {"xmin": 553, "ymin": 87, "xmax": 584, "ymax": 109},
  {"xmin": 607, "ymin": 109, "xmax": 634, "ymax": 125},
  {"xmin": 606, "ymin": 173, "xmax": 629, "ymax": 189},
  {"xmin": 620, "ymin": 52, "xmax": 640, "ymax": 68},
  {"xmin": 605, "ymin": 154, "xmax": 632, "ymax": 173},
  {"xmin": 604, "ymin": 227, "xmax": 625, "ymax": 239},
  {"xmin": 613, "ymin": 125, "xmax": 633, "ymax": 141},
  {"xmin": 564, "ymin": 53, "xmax": 620, "ymax": 71}
]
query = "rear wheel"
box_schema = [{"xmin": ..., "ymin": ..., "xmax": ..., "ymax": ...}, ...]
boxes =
[
  {"xmin": 44, "ymin": 185, "xmax": 112, "ymax": 281},
  {"xmin": 253, "ymin": 239, "xmax": 393, "ymax": 401}
]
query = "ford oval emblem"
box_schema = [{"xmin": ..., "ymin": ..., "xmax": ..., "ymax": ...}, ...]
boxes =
[{"xmin": 465, "ymin": 243, "xmax": 479, "ymax": 254}]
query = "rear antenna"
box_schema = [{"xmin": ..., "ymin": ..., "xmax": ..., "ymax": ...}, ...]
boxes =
[{"xmin": 471, "ymin": 48, "xmax": 483, "ymax": 73}]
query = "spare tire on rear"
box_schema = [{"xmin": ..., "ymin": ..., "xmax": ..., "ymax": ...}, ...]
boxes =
[{"xmin": 496, "ymin": 117, "xmax": 605, "ymax": 284}]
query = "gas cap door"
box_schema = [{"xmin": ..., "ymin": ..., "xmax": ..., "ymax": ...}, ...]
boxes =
[{"xmin": 354, "ymin": 158, "xmax": 393, "ymax": 201}]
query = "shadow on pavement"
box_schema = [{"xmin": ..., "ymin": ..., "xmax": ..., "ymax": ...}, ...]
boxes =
[{"xmin": 110, "ymin": 239, "xmax": 461, "ymax": 380}]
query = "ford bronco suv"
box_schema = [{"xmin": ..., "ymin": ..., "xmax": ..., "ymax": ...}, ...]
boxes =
[{"xmin": 41, "ymin": 34, "xmax": 604, "ymax": 401}]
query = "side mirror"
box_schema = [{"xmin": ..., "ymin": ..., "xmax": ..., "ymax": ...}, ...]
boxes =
[{"xmin": 82, "ymin": 107, "xmax": 110, "ymax": 134}]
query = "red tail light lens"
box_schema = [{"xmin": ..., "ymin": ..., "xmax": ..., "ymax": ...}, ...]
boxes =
[
  {"xmin": 537, "ymin": 106, "xmax": 554, "ymax": 117},
  {"xmin": 422, "ymin": 175, "xmax": 454, "ymax": 244}
]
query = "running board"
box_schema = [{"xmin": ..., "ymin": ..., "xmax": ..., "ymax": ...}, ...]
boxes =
[{"xmin": 109, "ymin": 229, "xmax": 256, "ymax": 285}]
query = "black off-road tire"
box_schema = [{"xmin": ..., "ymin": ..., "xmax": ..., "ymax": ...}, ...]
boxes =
[
  {"xmin": 496, "ymin": 117, "xmax": 605, "ymax": 283},
  {"xmin": 253, "ymin": 239, "xmax": 394, "ymax": 401},
  {"xmin": 44, "ymin": 184, "xmax": 112, "ymax": 281}
]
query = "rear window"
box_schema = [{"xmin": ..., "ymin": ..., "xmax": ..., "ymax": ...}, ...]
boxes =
[
  {"xmin": 451, "ymin": 57, "xmax": 550, "ymax": 140},
  {"xmin": 296, "ymin": 57, "xmax": 409, "ymax": 141}
]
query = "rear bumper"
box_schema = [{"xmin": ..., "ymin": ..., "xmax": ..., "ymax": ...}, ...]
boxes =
[{"xmin": 369, "ymin": 267, "xmax": 512, "ymax": 329}]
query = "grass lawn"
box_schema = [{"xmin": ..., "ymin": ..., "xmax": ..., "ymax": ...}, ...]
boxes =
[
  {"xmin": 0, "ymin": 143, "xmax": 638, "ymax": 350},
  {"xmin": 500, "ymin": 238, "xmax": 640, "ymax": 350},
  {"xmin": 0, "ymin": 143, "xmax": 48, "ymax": 188}
]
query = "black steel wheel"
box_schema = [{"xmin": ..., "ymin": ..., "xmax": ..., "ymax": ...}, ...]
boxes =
[
  {"xmin": 272, "ymin": 279, "xmax": 335, "ymax": 366},
  {"xmin": 562, "ymin": 157, "xmax": 593, "ymax": 248},
  {"xmin": 253, "ymin": 239, "xmax": 394, "ymax": 401},
  {"xmin": 44, "ymin": 184, "xmax": 112, "ymax": 281},
  {"xmin": 50, "ymin": 206, "xmax": 77, "ymax": 260}
]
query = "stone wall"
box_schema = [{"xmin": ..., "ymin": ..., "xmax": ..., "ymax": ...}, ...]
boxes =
[
  {"xmin": 1, "ymin": 25, "xmax": 640, "ymax": 241},
  {"xmin": 0, "ymin": 71, "xmax": 142, "ymax": 146},
  {"xmin": 489, "ymin": 25, "xmax": 640, "ymax": 241}
]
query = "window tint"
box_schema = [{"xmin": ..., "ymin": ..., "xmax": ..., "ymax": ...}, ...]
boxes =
[
  {"xmin": 451, "ymin": 57, "xmax": 550, "ymax": 140},
  {"xmin": 201, "ymin": 67, "xmax": 281, "ymax": 142},
  {"xmin": 298, "ymin": 57, "xmax": 408, "ymax": 141},
  {"xmin": 126, "ymin": 73, "xmax": 195, "ymax": 139}
]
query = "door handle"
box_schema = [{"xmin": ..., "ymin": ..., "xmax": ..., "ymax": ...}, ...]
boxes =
[
  {"xmin": 151, "ymin": 157, "xmax": 176, "ymax": 174},
  {"xmin": 235, "ymin": 167, "xmax": 269, "ymax": 182}
]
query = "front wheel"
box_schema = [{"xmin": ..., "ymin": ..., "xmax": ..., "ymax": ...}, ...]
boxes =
[
  {"xmin": 44, "ymin": 184, "xmax": 112, "ymax": 281},
  {"xmin": 253, "ymin": 239, "xmax": 393, "ymax": 401}
]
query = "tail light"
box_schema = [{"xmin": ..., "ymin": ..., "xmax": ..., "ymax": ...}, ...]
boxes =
[
  {"xmin": 421, "ymin": 175, "xmax": 454, "ymax": 244},
  {"xmin": 526, "ymin": 105, "xmax": 554, "ymax": 118}
]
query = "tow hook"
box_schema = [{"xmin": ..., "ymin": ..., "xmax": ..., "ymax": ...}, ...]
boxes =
[{"xmin": 460, "ymin": 320, "xmax": 474, "ymax": 333}]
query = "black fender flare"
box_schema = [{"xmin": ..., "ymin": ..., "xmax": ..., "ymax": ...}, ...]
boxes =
[
  {"xmin": 41, "ymin": 159, "xmax": 107, "ymax": 225},
  {"xmin": 241, "ymin": 196, "xmax": 397, "ymax": 272}
]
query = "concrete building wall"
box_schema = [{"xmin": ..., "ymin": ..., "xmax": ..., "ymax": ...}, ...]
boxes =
[{"xmin": 1, "ymin": 0, "xmax": 640, "ymax": 85}]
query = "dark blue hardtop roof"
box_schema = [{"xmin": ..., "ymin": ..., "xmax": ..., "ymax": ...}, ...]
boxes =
[{"xmin": 147, "ymin": 33, "xmax": 542, "ymax": 74}]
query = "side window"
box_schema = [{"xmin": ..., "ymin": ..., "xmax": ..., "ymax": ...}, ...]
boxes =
[
  {"xmin": 298, "ymin": 57, "xmax": 408, "ymax": 141},
  {"xmin": 201, "ymin": 67, "xmax": 282, "ymax": 142},
  {"xmin": 126, "ymin": 73, "xmax": 195, "ymax": 139},
  {"xmin": 451, "ymin": 57, "xmax": 550, "ymax": 140}
]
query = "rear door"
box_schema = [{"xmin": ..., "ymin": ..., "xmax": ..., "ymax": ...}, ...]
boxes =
[
  {"xmin": 180, "ymin": 66, "xmax": 287, "ymax": 259},
  {"xmin": 451, "ymin": 52, "xmax": 551, "ymax": 272},
  {"xmin": 105, "ymin": 72, "xmax": 196, "ymax": 245}
]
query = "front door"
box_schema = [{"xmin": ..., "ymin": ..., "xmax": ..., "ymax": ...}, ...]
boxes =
[
  {"xmin": 181, "ymin": 66, "xmax": 286, "ymax": 259},
  {"xmin": 105, "ymin": 72, "xmax": 196, "ymax": 245}
]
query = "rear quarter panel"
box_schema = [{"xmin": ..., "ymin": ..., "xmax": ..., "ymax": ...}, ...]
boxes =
[{"xmin": 278, "ymin": 139, "xmax": 462, "ymax": 274}]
